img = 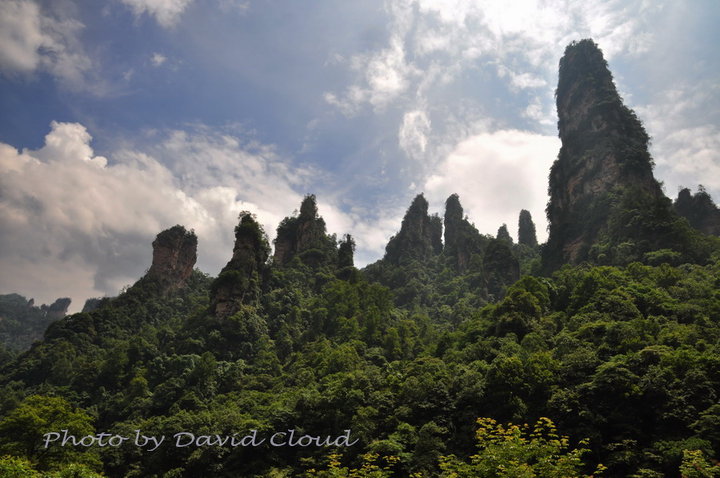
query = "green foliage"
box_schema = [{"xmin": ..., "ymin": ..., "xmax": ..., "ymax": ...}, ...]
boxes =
[
  {"xmin": 2, "ymin": 201, "xmax": 720, "ymax": 477},
  {"xmin": 338, "ymin": 235, "xmax": 356, "ymax": 269},
  {"xmin": 439, "ymin": 417, "xmax": 604, "ymax": 477},
  {"xmin": 679, "ymin": 450, "xmax": 720, "ymax": 477},
  {"xmin": 674, "ymin": 186, "xmax": 720, "ymax": 236},
  {"xmin": 483, "ymin": 239, "xmax": 520, "ymax": 300},
  {"xmin": 0, "ymin": 395, "xmax": 100, "ymax": 472},
  {"xmin": 304, "ymin": 453, "xmax": 399, "ymax": 477}
]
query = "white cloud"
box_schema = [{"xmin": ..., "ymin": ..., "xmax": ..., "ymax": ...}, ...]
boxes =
[
  {"xmin": 151, "ymin": 52, "xmax": 167, "ymax": 66},
  {"xmin": 634, "ymin": 84, "xmax": 720, "ymax": 200},
  {"xmin": 523, "ymin": 96, "xmax": 555, "ymax": 127},
  {"xmin": 497, "ymin": 65, "xmax": 547, "ymax": 90},
  {"xmin": 0, "ymin": 122, "xmax": 302, "ymax": 309},
  {"xmin": 0, "ymin": 0, "xmax": 44, "ymax": 73},
  {"xmin": 399, "ymin": 110, "xmax": 432, "ymax": 160},
  {"xmin": 423, "ymin": 129, "xmax": 560, "ymax": 242},
  {"xmin": 326, "ymin": 0, "xmax": 656, "ymax": 114},
  {"xmin": 324, "ymin": 0, "xmax": 661, "ymax": 176},
  {"xmin": 120, "ymin": 0, "xmax": 193, "ymax": 28},
  {"xmin": 325, "ymin": 36, "xmax": 417, "ymax": 114},
  {"xmin": 0, "ymin": 121, "xmax": 396, "ymax": 310},
  {"xmin": 0, "ymin": 0, "xmax": 91, "ymax": 87},
  {"xmin": 316, "ymin": 200, "xmax": 405, "ymax": 267}
]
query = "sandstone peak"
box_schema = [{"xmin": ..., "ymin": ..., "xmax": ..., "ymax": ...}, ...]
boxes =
[
  {"xmin": 273, "ymin": 194, "xmax": 337, "ymax": 267},
  {"xmin": 211, "ymin": 213, "xmax": 269, "ymax": 317},
  {"xmin": 518, "ymin": 210, "xmax": 538, "ymax": 248},
  {"xmin": 146, "ymin": 225, "xmax": 198, "ymax": 292},
  {"xmin": 384, "ymin": 194, "xmax": 442, "ymax": 265},
  {"xmin": 543, "ymin": 39, "xmax": 667, "ymax": 270},
  {"xmin": 443, "ymin": 194, "xmax": 487, "ymax": 272}
]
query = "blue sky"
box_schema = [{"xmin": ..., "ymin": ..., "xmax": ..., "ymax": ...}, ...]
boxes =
[{"xmin": 1, "ymin": 0, "xmax": 719, "ymax": 310}]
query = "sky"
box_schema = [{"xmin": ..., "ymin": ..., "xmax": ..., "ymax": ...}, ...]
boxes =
[{"xmin": 1, "ymin": 0, "xmax": 719, "ymax": 311}]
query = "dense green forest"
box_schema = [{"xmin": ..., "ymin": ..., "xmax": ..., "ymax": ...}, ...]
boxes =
[
  {"xmin": 1, "ymin": 39, "xmax": 720, "ymax": 477},
  {"xmin": 1, "ymin": 199, "xmax": 719, "ymax": 477}
]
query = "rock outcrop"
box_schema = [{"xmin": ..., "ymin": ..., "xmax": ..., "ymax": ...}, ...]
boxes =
[
  {"xmin": 42, "ymin": 298, "xmax": 71, "ymax": 321},
  {"xmin": 145, "ymin": 225, "xmax": 198, "ymax": 293},
  {"xmin": 273, "ymin": 195, "xmax": 337, "ymax": 267},
  {"xmin": 81, "ymin": 298, "xmax": 102, "ymax": 313},
  {"xmin": 384, "ymin": 194, "xmax": 442, "ymax": 265},
  {"xmin": 518, "ymin": 210, "xmax": 538, "ymax": 248},
  {"xmin": 443, "ymin": 194, "xmax": 487, "ymax": 271},
  {"xmin": 674, "ymin": 187, "xmax": 720, "ymax": 236},
  {"xmin": 211, "ymin": 213, "xmax": 270, "ymax": 317},
  {"xmin": 543, "ymin": 39, "xmax": 685, "ymax": 270}
]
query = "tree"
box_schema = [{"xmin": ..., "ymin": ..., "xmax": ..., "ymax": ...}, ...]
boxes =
[
  {"xmin": 497, "ymin": 224, "xmax": 513, "ymax": 244},
  {"xmin": 0, "ymin": 395, "xmax": 100, "ymax": 471},
  {"xmin": 439, "ymin": 417, "xmax": 605, "ymax": 477},
  {"xmin": 338, "ymin": 235, "xmax": 356, "ymax": 269}
]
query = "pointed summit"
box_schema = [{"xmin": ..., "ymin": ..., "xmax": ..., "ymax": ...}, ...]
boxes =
[
  {"xmin": 211, "ymin": 213, "xmax": 270, "ymax": 317},
  {"xmin": 273, "ymin": 194, "xmax": 338, "ymax": 267},
  {"xmin": 384, "ymin": 194, "xmax": 442, "ymax": 265},
  {"xmin": 496, "ymin": 224, "xmax": 513, "ymax": 244},
  {"xmin": 541, "ymin": 39, "xmax": 708, "ymax": 270},
  {"xmin": 443, "ymin": 194, "xmax": 487, "ymax": 271},
  {"xmin": 518, "ymin": 210, "xmax": 538, "ymax": 248},
  {"xmin": 443, "ymin": 193, "xmax": 464, "ymax": 249}
]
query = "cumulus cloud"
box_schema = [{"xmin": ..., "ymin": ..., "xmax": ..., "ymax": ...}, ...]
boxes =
[
  {"xmin": 423, "ymin": 129, "xmax": 560, "ymax": 242},
  {"xmin": 0, "ymin": 122, "xmax": 200, "ymax": 308},
  {"xmin": 0, "ymin": 122, "xmax": 299, "ymax": 308},
  {"xmin": 0, "ymin": 121, "xmax": 398, "ymax": 310},
  {"xmin": 0, "ymin": 0, "xmax": 91, "ymax": 87},
  {"xmin": 120, "ymin": 0, "xmax": 194, "ymax": 28}
]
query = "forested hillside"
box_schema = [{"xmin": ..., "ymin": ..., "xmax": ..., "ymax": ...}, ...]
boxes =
[{"xmin": 1, "ymin": 39, "xmax": 719, "ymax": 478}]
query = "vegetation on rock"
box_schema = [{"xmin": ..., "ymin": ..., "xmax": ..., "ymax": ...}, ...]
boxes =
[{"xmin": 1, "ymin": 39, "xmax": 720, "ymax": 477}]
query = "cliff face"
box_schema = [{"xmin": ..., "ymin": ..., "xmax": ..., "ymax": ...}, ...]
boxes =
[
  {"xmin": 273, "ymin": 195, "xmax": 337, "ymax": 267},
  {"xmin": 384, "ymin": 194, "xmax": 442, "ymax": 265},
  {"xmin": 674, "ymin": 187, "xmax": 720, "ymax": 236},
  {"xmin": 543, "ymin": 39, "xmax": 667, "ymax": 270},
  {"xmin": 518, "ymin": 210, "xmax": 538, "ymax": 248},
  {"xmin": 443, "ymin": 194, "xmax": 487, "ymax": 271},
  {"xmin": 145, "ymin": 225, "xmax": 198, "ymax": 293},
  {"xmin": 42, "ymin": 298, "xmax": 71, "ymax": 321},
  {"xmin": 211, "ymin": 213, "xmax": 270, "ymax": 318}
]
